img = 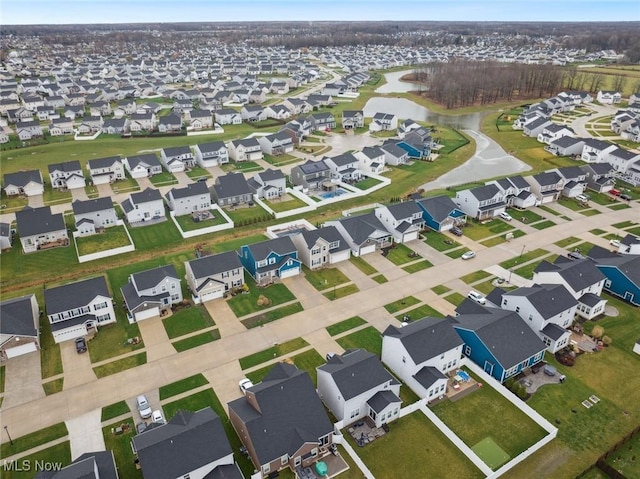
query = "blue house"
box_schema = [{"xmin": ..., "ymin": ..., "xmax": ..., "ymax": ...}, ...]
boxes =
[
  {"xmin": 415, "ymin": 195, "xmax": 466, "ymax": 232},
  {"xmin": 588, "ymin": 246, "xmax": 640, "ymax": 306},
  {"xmin": 450, "ymin": 308, "xmax": 546, "ymax": 383},
  {"xmin": 239, "ymin": 236, "xmax": 301, "ymax": 285}
]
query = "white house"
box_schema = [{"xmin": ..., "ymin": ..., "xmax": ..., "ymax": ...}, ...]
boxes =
[
  {"xmin": 596, "ymin": 90, "xmax": 622, "ymax": 104},
  {"xmin": 374, "ymin": 202, "xmax": 425, "ymax": 244},
  {"xmin": 48, "ymin": 160, "xmax": 86, "ymax": 190},
  {"xmin": 121, "ymin": 265, "xmax": 182, "ymax": 322},
  {"xmin": 123, "ymin": 154, "xmax": 163, "ymax": 179},
  {"xmin": 323, "ymin": 153, "xmax": 362, "ymax": 182},
  {"xmin": 325, "ymin": 213, "xmax": 392, "ymax": 257},
  {"xmin": 72, "ymin": 197, "xmax": 118, "ymax": 237},
  {"xmin": 524, "ymin": 171, "xmax": 564, "ymax": 203},
  {"xmin": 290, "ymin": 225, "xmax": 351, "ymax": 269},
  {"xmin": 87, "ymin": 156, "xmax": 126, "ymax": 185},
  {"xmin": 185, "ymin": 251, "xmax": 245, "ymax": 303},
  {"xmin": 369, "ymin": 112, "xmax": 398, "ymax": 133},
  {"xmin": 165, "ymin": 182, "xmax": 211, "ymax": 216},
  {"xmin": 355, "ymin": 147, "xmax": 386, "ymax": 175},
  {"xmin": 161, "ymin": 146, "xmax": 195, "ymax": 173},
  {"xmin": 3, "ymin": 170, "xmax": 44, "ymax": 197},
  {"xmin": 257, "ymin": 131, "xmax": 294, "ymax": 156},
  {"xmin": 247, "ymin": 168, "xmax": 286, "ymax": 200},
  {"xmin": 15, "ymin": 206, "xmax": 68, "ymax": 253},
  {"xmin": 455, "ymin": 184, "xmax": 507, "ymax": 220},
  {"xmin": 194, "ymin": 141, "xmax": 229, "ymax": 167},
  {"xmin": 122, "ymin": 188, "xmax": 165, "ymax": 224},
  {"xmin": 0, "ymin": 294, "xmax": 40, "ymax": 360},
  {"xmin": 228, "ymin": 138, "xmax": 263, "ymax": 162}
]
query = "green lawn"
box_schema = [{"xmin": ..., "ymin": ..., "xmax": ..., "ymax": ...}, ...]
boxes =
[
  {"xmin": 224, "ymin": 204, "xmax": 271, "ymax": 226},
  {"xmin": 185, "ymin": 166, "xmax": 211, "ymax": 180},
  {"xmin": 444, "ymin": 292, "xmax": 466, "ymax": 307},
  {"xmin": 336, "ymin": 326, "xmax": 382, "ymax": 357},
  {"xmin": 432, "ymin": 284, "xmax": 452, "ymax": 295},
  {"xmin": 371, "ymin": 274, "xmax": 388, "ymax": 284},
  {"xmin": 326, "ymin": 316, "xmax": 367, "ymax": 336},
  {"xmin": 324, "ymin": 283, "xmax": 360, "ymax": 300},
  {"xmin": 580, "ymin": 209, "xmax": 601, "ymax": 217},
  {"xmin": 403, "ymin": 259, "xmax": 433, "ymax": 273},
  {"xmin": 172, "ymin": 330, "xmax": 221, "ymax": 352},
  {"xmin": 159, "ymin": 373, "xmax": 209, "ymax": 400},
  {"xmin": 93, "ymin": 352, "xmax": 146, "ymax": 378},
  {"xmin": 211, "ymin": 233, "xmax": 267, "ymax": 254},
  {"xmin": 0, "ymin": 364, "xmax": 5, "ymax": 393},
  {"xmin": 40, "ymin": 313, "xmax": 63, "ymax": 379},
  {"xmin": 221, "ymin": 161, "xmax": 263, "ymax": 173},
  {"xmin": 162, "ymin": 305, "xmax": 215, "ymax": 339},
  {"xmin": 554, "ymin": 236, "xmax": 582, "ymax": 248},
  {"xmin": 227, "ymin": 277, "xmax": 296, "ymax": 318},
  {"xmin": 473, "ymin": 278, "xmax": 501, "ymax": 295},
  {"xmin": 0, "ymin": 422, "xmax": 68, "ymax": 459},
  {"xmin": 42, "ymin": 378, "xmax": 63, "ymax": 395},
  {"xmin": 174, "ymin": 210, "xmax": 230, "ymax": 232},
  {"xmin": 626, "ymin": 225, "xmax": 640, "ymax": 236},
  {"xmin": 604, "ymin": 430, "xmax": 640, "ymax": 478},
  {"xmin": 462, "ymin": 220, "xmax": 513, "ymax": 241},
  {"xmin": 608, "ymin": 203, "xmax": 631, "ymax": 210},
  {"xmin": 1, "ymin": 441, "xmax": 71, "ymax": 479},
  {"xmin": 500, "ymin": 248, "xmax": 549, "ymax": 269},
  {"xmin": 395, "ymin": 304, "xmax": 444, "ymax": 321},
  {"xmin": 538, "ymin": 205, "xmax": 562, "ymax": 216},
  {"xmin": 302, "ymin": 266, "xmax": 350, "ymax": 291},
  {"xmin": 241, "ymin": 302, "xmax": 304, "ymax": 329},
  {"xmin": 513, "ymin": 209, "xmax": 545, "ymax": 224},
  {"xmin": 347, "ymin": 412, "xmax": 484, "ymax": 479},
  {"xmin": 353, "ymin": 177, "xmax": 382, "ymax": 190},
  {"xmin": 384, "ymin": 243, "xmax": 421, "ymax": 266},
  {"xmin": 612, "ymin": 220, "xmax": 636, "ymax": 229},
  {"xmin": 101, "ymin": 400, "xmax": 131, "ymax": 422},
  {"xmin": 461, "ymin": 270, "xmax": 492, "ymax": 284},
  {"xmin": 446, "ymin": 247, "xmax": 468, "ymax": 259},
  {"xmin": 384, "ymin": 296, "xmax": 421, "ymax": 313},
  {"xmin": 424, "ymin": 232, "xmax": 461, "ymax": 252},
  {"xmin": 75, "ymin": 225, "xmax": 132, "ymax": 255},
  {"xmin": 263, "ymin": 195, "xmax": 308, "ymax": 212},
  {"xmin": 102, "ymin": 418, "xmax": 141, "ymax": 479},
  {"xmin": 290, "ymin": 349, "xmax": 325, "ymax": 386},
  {"xmin": 558, "ymin": 197, "xmax": 590, "ymax": 212},
  {"xmin": 514, "ymin": 256, "xmax": 558, "ymax": 280},
  {"xmin": 239, "ymin": 337, "xmax": 309, "ymax": 370},
  {"xmin": 349, "ymin": 255, "xmax": 377, "ymax": 275},
  {"xmin": 127, "ymin": 216, "xmax": 182, "ymax": 250},
  {"xmin": 531, "ymin": 220, "xmax": 556, "ymax": 230},
  {"xmin": 263, "ymin": 153, "xmax": 300, "ymax": 167},
  {"xmin": 112, "ymin": 176, "xmax": 140, "ymax": 193},
  {"xmin": 148, "ymin": 171, "xmax": 178, "ymax": 186}
]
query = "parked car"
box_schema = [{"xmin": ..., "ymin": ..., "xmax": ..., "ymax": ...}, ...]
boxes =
[
  {"xmin": 610, "ymin": 239, "xmax": 621, "ymax": 248},
  {"xmin": 575, "ymin": 194, "xmax": 589, "ymax": 203},
  {"xmin": 467, "ymin": 290, "xmax": 486, "ymax": 305},
  {"xmin": 136, "ymin": 422, "xmax": 148, "ymax": 434},
  {"xmin": 239, "ymin": 378, "xmax": 254, "ymax": 394},
  {"xmin": 620, "ymin": 193, "xmax": 632, "ymax": 201},
  {"xmin": 567, "ymin": 251, "xmax": 585, "ymax": 260},
  {"xmin": 461, "ymin": 251, "xmax": 476, "ymax": 260},
  {"xmin": 75, "ymin": 337, "xmax": 87, "ymax": 353},
  {"xmin": 136, "ymin": 395, "xmax": 152, "ymax": 419},
  {"xmin": 450, "ymin": 226, "xmax": 463, "ymax": 237},
  {"xmin": 609, "ymin": 189, "xmax": 620, "ymax": 197},
  {"xmin": 152, "ymin": 409, "xmax": 165, "ymax": 425},
  {"xmin": 499, "ymin": 211, "xmax": 512, "ymax": 221}
]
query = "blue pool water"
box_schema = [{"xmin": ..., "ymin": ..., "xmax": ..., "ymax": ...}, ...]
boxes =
[
  {"xmin": 318, "ymin": 188, "xmax": 349, "ymax": 199},
  {"xmin": 458, "ymin": 370, "xmax": 471, "ymax": 382}
]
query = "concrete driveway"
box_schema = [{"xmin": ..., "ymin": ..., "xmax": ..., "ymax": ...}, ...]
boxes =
[
  {"xmin": 282, "ymin": 275, "xmax": 329, "ymax": 310},
  {"xmin": 203, "ymin": 300, "xmax": 246, "ymax": 338},
  {"xmin": 27, "ymin": 194, "xmax": 44, "ymax": 208},
  {"xmin": 1, "ymin": 352, "xmax": 44, "ymax": 408},
  {"xmin": 66, "ymin": 408, "xmax": 104, "ymax": 460},
  {"xmin": 137, "ymin": 317, "xmax": 175, "ymax": 362},
  {"xmin": 60, "ymin": 340, "xmax": 96, "ymax": 390},
  {"xmin": 202, "ymin": 362, "xmax": 245, "ymax": 415}
]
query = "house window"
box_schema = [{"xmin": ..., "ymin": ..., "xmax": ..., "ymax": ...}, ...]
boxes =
[
  {"xmin": 94, "ymin": 301, "xmax": 108, "ymax": 310},
  {"xmin": 262, "ymin": 464, "xmax": 270, "ymax": 475},
  {"xmin": 311, "ymin": 448, "xmax": 318, "ymax": 457},
  {"xmin": 281, "ymin": 455, "xmax": 288, "ymax": 466},
  {"xmin": 320, "ymin": 435, "xmax": 329, "ymax": 446},
  {"xmin": 534, "ymin": 351, "xmax": 544, "ymax": 362},
  {"xmin": 222, "ymin": 271, "xmax": 230, "ymax": 278},
  {"xmin": 294, "ymin": 457, "xmax": 301, "ymax": 467},
  {"xmin": 311, "ymin": 248, "xmax": 321, "ymax": 255},
  {"xmin": 604, "ymin": 279, "xmax": 611, "ymax": 288},
  {"xmin": 464, "ymin": 345, "xmax": 471, "ymax": 356},
  {"xmin": 96, "ymin": 313, "xmax": 111, "ymax": 323},
  {"xmin": 350, "ymin": 408, "xmax": 360, "ymax": 419},
  {"xmin": 257, "ymin": 260, "xmax": 267, "ymax": 268},
  {"xmin": 515, "ymin": 306, "xmax": 520, "ymax": 313},
  {"xmin": 528, "ymin": 314, "xmax": 533, "ymax": 321}
]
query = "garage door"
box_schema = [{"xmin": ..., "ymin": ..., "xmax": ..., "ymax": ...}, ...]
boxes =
[
  {"xmin": 329, "ymin": 251, "xmax": 351, "ymax": 264},
  {"xmin": 403, "ymin": 231, "xmax": 419, "ymax": 243},
  {"xmin": 135, "ymin": 307, "xmax": 160, "ymax": 322},
  {"xmin": 5, "ymin": 342, "xmax": 37, "ymax": 359},
  {"xmin": 200, "ymin": 289, "xmax": 224, "ymax": 302},
  {"xmin": 280, "ymin": 267, "xmax": 300, "ymax": 279},
  {"xmin": 54, "ymin": 326, "xmax": 86, "ymax": 344}
]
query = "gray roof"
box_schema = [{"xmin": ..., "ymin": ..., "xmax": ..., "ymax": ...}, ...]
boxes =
[
  {"xmin": 163, "ymin": 146, "xmax": 192, "ymax": 157},
  {"xmin": 621, "ymin": 234, "xmax": 640, "ymax": 247},
  {"xmin": 297, "ymin": 226, "xmax": 348, "ymax": 252},
  {"xmin": 133, "ymin": 408, "xmax": 232, "ymax": 479},
  {"xmin": 557, "ymin": 166, "xmax": 585, "ymax": 180},
  {"xmin": 227, "ymin": 363, "xmax": 333, "ymax": 465},
  {"xmin": 383, "ymin": 317, "xmax": 463, "ymax": 364},
  {"xmin": 332, "ymin": 212, "xmax": 388, "ymax": 246},
  {"xmin": 507, "ymin": 175, "xmax": 530, "ymax": 189},
  {"xmin": 384, "ymin": 201, "xmax": 422, "ymax": 220},
  {"xmin": 416, "ymin": 195, "xmax": 460, "ymax": 222},
  {"xmin": 213, "ymin": 173, "xmax": 252, "ymax": 200},
  {"xmin": 413, "ymin": 366, "xmax": 447, "ymax": 390},
  {"xmin": 579, "ymin": 292, "xmax": 604, "ymax": 307},
  {"xmin": 169, "ymin": 181, "xmax": 209, "ymax": 199},
  {"xmin": 246, "ymin": 236, "xmax": 296, "ymax": 260},
  {"xmin": 72, "ymin": 197, "xmax": 114, "ymax": 215},
  {"xmin": 34, "ymin": 451, "xmax": 118, "ymax": 479},
  {"xmin": 187, "ymin": 250, "xmax": 242, "ymax": 279},
  {"xmin": 44, "ymin": 276, "xmax": 110, "ymax": 314},
  {"xmin": 469, "ymin": 184, "xmax": 501, "ymax": 201},
  {"xmin": 589, "ymin": 246, "xmax": 640, "ymax": 286},
  {"xmin": 126, "ymin": 153, "xmax": 162, "ymax": 169},
  {"xmin": 367, "ymin": 390, "xmax": 402, "ymax": 414},
  {"xmin": 0, "ymin": 294, "xmax": 37, "ymax": 337},
  {"xmin": 504, "ymin": 283, "xmax": 577, "ymax": 319},
  {"xmin": 541, "ymin": 323, "xmax": 568, "ymax": 341},
  {"xmin": 379, "ymin": 142, "xmax": 408, "ymax": 158},
  {"xmin": 131, "ymin": 187, "xmax": 162, "ymax": 205},
  {"xmin": 532, "ymin": 171, "xmax": 562, "ymax": 186},
  {"xmin": 551, "ymin": 136, "xmax": 584, "ymax": 148},
  {"xmin": 88, "ymin": 156, "xmax": 121, "ymax": 169},
  {"xmin": 0, "ymin": 222, "xmax": 10, "ymax": 239},
  {"xmin": 131, "ymin": 264, "xmax": 179, "ymax": 291},
  {"xmin": 3, "ymin": 169, "xmax": 43, "ymax": 187},
  {"xmin": 326, "ymin": 153, "xmax": 358, "ymax": 167},
  {"xmin": 318, "ymin": 349, "xmax": 398, "ymax": 401},
  {"xmin": 202, "ymin": 464, "xmax": 244, "ymax": 479},
  {"xmin": 451, "ymin": 308, "xmax": 546, "ymax": 369},
  {"xmin": 48, "ymin": 160, "xmax": 82, "ymax": 173},
  {"xmin": 583, "ymin": 138, "xmax": 614, "ymax": 150},
  {"xmin": 257, "ymin": 168, "xmax": 285, "ymax": 182},
  {"xmin": 15, "ymin": 206, "xmax": 66, "ymax": 237},
  {"xmin": 196, "ymin": 141, "xmax": 226, "ymax": 154},
  {"xmin": 582, "ymin": 162, "xmax": 613, "ymax": 176},
  {"xmin": 231, "ymin": 137, "xmax": 260, "ymax": 148},
  {"xmin": 297, "ymin": 159, "xmax": 329, "ymax": 175},
  {"xmin": 534, "ymin": 258, "xmax": 605, "ymax": 293}
]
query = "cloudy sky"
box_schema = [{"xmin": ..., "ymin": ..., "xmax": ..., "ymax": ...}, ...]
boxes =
[{"xmin": 2, "ymin": 0, "xmax": 638, "ymax": 25}]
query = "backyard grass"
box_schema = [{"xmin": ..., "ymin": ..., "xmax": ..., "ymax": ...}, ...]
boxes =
[
  {"xmin": 461, "ymin": 270, "xmax": 492, "ymax": 284},
  {"xmin": 1, "ymin": 441, "xmax": 71, "ymax": 479},
  {"xmin": 0, "ymin": 422, "xmax": 68, "ymax": 459},
  {"xmin": 302, "ymin": 266, "xmax": 350, "ymax": 291},
  {"xmin": 148, "ymin": 171, "xmax": 178, "ymax": 186},
  {"xmin": 127, "ymin": 216, "xmax": 182, "ymax": 250},
  {"xmin": 604, "ymin": 431, "xmax": 640, "ymax": 478},
  {"xmin": 185, "ymin": 166, "xmax": 211, "ymax": 180},
  {"xmin": 384, "ymin": 243, "xmax": 421, "ymax": 266},
  {"xmin": 241, "ymin": 302, "xmax": 304, "ymax": 329},
  {"xmin": 240, "ymin": 337, "xmax": 309, "ymax": 370},
  {"xmin": 402, "ymin": 259, "xmax": 433, "ymax": 273},
  {"xmin": 346, "ymin": 412, "xmax": 484, "ymax": 479},
  {"xmin": 75, "ymin": 225, "xmax": 132, "ymax": 255},
  {"xmin": 353, "ymin": 177, "xmax": 382, "ymax": 190},
  {"xmin": 227, "ymin": 277, "xmax": 296, "ymax": 318},
  {"xmin": 224, "ymin": 204, "xmax": 270, "ymax": 225},
  {"xmin": 499, "ymin": 248, "xmax": 549, "ymax": 269},
  {"xmin": 432, "ymin": 284, "xmax": 452, "ymax": 295},
  {"xmin": 172, "ymin": 329, "xmax": 221, "ymax": 352},
  {"xmin": 159, "ymin": 373, "xmax": 209, "ymax": 400},
  {"xmin": 326, "ymin": 316, "xmax": 367, "ymax": 336},
  {"xmin": 263, "ymin": 195, "xmax": 308, "ymax": 212},
  {"xmin": 174, "ymin": 210, "xmax": 229, "ymax": 232},
  {"xmin": 162, "ymin": 305, "xmax": 215, "ymax": 339},
  {"xmin": 102, "ymin": 418, "xmax": 141, "ymax": 479},
  {"xmin": 531, "ymin": 220, "xmax": 556, "ymax": 230},
  {"xmin": 395, "ymin": 303, "xmax": 444, "ymax": 321},
  {"xmin": 384, "ymin": 296, "xmax": 421, "ymax": 313},
  {"xmin": 336, "ymin": 326, "xmax": 382, "ymax": 357},
  {"xmin": 263, "ymin": 153, "xmax": 300, "ymax": 167},
  {"xmin": 349, "ymin": 255, "xmax": 377, "ymax": 275},
  {"xmin": 371, "ymin": 274, "xmax": 388, "ymax": 284},
  {"xmin": 42, "ymin": 378, "xmax": 64, "ymax": 396},
  {"xmin": 324, "ymin": 283, "xmax": 360, "ymax": 300},
  {"xmin": 443, "ymin": 292, "xmax": 466, "ymax": 307},
  {"xmin": 93, "ymin": 352, "xmax": 146, "ymax": 378},
  {"xmin": 101, "ymin": 400, "xmax": 131, "ymax": 422},
  {"xmin": 211, "ymin": 233, "xmax": 267, "ymax": 254},
  {"xmin": 221, "ymin": 161, "xmax": 263, "ymax": 173}
]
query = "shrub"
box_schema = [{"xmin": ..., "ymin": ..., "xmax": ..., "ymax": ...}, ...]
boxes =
[
  {"xmin": 517, "ymin": 387, "xmax": 528, "ymax": 401},
  {"xmin": 602, "ymin": 335, "xmax": 612, "ymax": 346},
  {"xmin": 591, "ymin": 325, "xmax": 604, "ymax": 339}
]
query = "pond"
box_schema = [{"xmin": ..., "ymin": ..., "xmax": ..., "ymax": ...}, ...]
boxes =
[{"xmin": 375, "ymin": 69, "xmax": 422, "ymax": 94}]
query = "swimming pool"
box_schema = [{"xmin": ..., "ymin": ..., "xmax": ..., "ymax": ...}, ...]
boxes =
[
  {"xmin": 318, "ymin": 188, "xmax": 349, "ymax": 200},
  {"xmin": 457, "ymin": 370, "xmax": 471, "ymax": 382}
]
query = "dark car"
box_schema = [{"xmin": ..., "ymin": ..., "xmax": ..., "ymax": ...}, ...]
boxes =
[
  {"xmin": 450, "ymin": 226, "xmax": 463, "ymax": 236},
  {"xmin": 567, "ymin": 251, "xmax": 585, "ymax": 260},
  {"xmin": 75, "ymin": 337, "xmax": 87, "ymax": 353},
  {"xmin": 620, "ymin": 193, "xmax": 632, "ymax": 201}
]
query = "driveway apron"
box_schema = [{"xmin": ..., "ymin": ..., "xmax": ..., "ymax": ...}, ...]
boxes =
[
  {"xmin": 61, "ymin": 340, "xmax": 97, "ymax": 390},
  {"xmin": 66, "ymin": 408, "xmax": 105, "ymax": 460},
  {"xmin": 1, "ymin": 352, "xmax": 44, "ymax": 408},
  {"xmin": 282, "ymin": 275, "xmax": 329, "ymax": 310},
  {"xmin": 136, "ymin": 317, "xmax": 175, "ymax": 362}
]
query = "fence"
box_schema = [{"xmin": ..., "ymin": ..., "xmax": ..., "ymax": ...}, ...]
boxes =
[
  {"xmin": 170, "ymin": 206, "xmax": 235, "ymax": 239},
  {"xmin": 576, "ymin": 424, "xmax": 640, "ymax": 479},
  {"xmin": 73, "ymin": 220, "xmax": 136, "ymax": 263}
]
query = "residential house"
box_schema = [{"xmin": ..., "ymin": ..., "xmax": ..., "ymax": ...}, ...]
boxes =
[
  {"xmin": 123, "ymin": 154, "xmax": 163, "ymax": 179},
  {"xmin": 580, "ymin": 138, "xmax": 617, "ymax": 163},
  {"xmin": 355, "ymin": 147, "xmax": 386, "ymax": 175},
  {"xmin": 165, "ymin": 182, "xmax": 211, "ymax": 216},
  {"xmin": 523, "ymin": 117, "xmax": 553, "ymax": 138},
  {"xmin": 290, "ymin": 159, "xmax": 331, "ymax": 190},
  {"xmin": 15, "ymin": 206, "xmax": 68, "ymax": 253},
  {"xmin": 48, "ymin": 160, "xmax": 86, "ymax": 190},
  {"xmin": 263, "ymin": 104, "xmax": 291, "ymax": 120},
  {"xmin": 455, "ymin": 184, "xmax": 507, "ymax": 220},
  {"xmin": 0, "ymin": 294, "xmax": 40, "ymax": 360},
  {"xmin": 240, "ymin": 105, "xmax": 267, "ymax": 122},
  {"xmin": 122, "ymin": 188, "xmax": 166, "ymax": 224},
  {"xmin": 606, "ymin": 147, "xmax": 640, "ymax": 177},
  {"xmin": 228, "ymin": 363, "xmax": 334, "ymax": 478},
  {"xmin": 49, "ymin": 117, "xmax": 74, "ymax": 136},
  {"xmin": 309, "ymin": 111, "xmax": 336, "ymax": 131},
  {"xmin": 317, "ymin": 349, "xmax": 401, "ymax": 427},
  {"xmin": 290, "ymin": 225, "xmax": 350, "ymax": 269},
  {"xmin": 596, "ymin": 90, "xmax": 622, "ymax": 104},
  {"xmin": 323, "ymin": 153, "xmax": 362, "ymax": 182},
  {"xmin": 211, "ymin": 172, "xmax": 253, "ymax": 207},
  {"xmin": 375, "ymin": 201, "xmax": 425, "ymax": 243},
  {"xmin": 486, "ymin": 175, "xmax": 537, "ymax": 209},
  {"xmin": 379, "ymin": 142, "xmax": 409, "ymax": 166},
  {"xmin": 3, "ymin": 169, "xmax": 44, "ymax": 196},
  {"xmin": 215, "ymin": 108, "xmax": 242, "ymax": 125},
  {"xmin": 533, "ymin": 257, "xmax": 607, "ymax": 320},
  {"xmin": 247, "ymin": 168, "xmax": 286, "ymax": 200},
  {"xmin": 161, "ymin": 146, "xmax": 195, "ymax": 172},
  {"xmin": 121, "ymin": 265, "xmax": 182, "ymax": 322},
  {"xmin": 588, "ymin": 246, "xmax": 640, "ymax": 306},
  {"xmin": 16, "ymin": 119, "xmax": 44, "ymax": 140},
  {"xmin": 87, "ymin": 156, "xmax": 126, "ymax": 185},
  {"xmin": 618, "ymin": 234, "xmax": 640, "ymax": 255},
  {"xmin": 398, "ymin": 119, "xmax": 422, "ymax": 139},
  {"xmin": 187, "ymin": 109, "xmax": 214, "ymax": 130},
  {"xmin": 0, "ymin": 222, "xmax": 12, "ymax": 251},
  {"xmin": 382, "ymin": 317, "xmax": 463, "ymax": 400},
  {"xmin": 228, "ymin": 138, "xmax": 263, "ymax": 162},
  {"xmin": 185, "ymin": 251, "xmax": 245, "ymax": 303},
  {"xmin": 33, "ymin": 451, "xmax": 119, "ymax": 479},
  {"xmin": 342, "ymin": 110, "xmax": 364, "ymax": 130},
  {"xmin": 451, "ymin": 307, "xmax": 547, "ymax": 383},
  {"xmin": 555, "ymin": 166, "xmax": 587, "ymax": 198},
  {"xmin": 369, "ymin": 112, "xmax": 398, "ymax": 132},
  {"xmin": 194, "ymin": 141, "xmax": 229, "ymax": 167},
  {"xmin": 258, "ymin": 131, "xmax": 294, "ymax": 156},
  {"xmin": 325, "ymin": 213, "xmax": 392, "ymax": 256},
  {"xmin": 524, "ymin": 171, "xmax": 564, "ymax": 203},
  {"xmin": 536, "ymin": 123, "xmax": 575, "ymax": 145},
  {"xmin": 546, "ymin": 136, "xmax": 585, "ymax": 157},
  {"xmin": 581, "ymin": 162, "xmax": 616, "ymax": 193},
  {"xmin": 239, "ymin": 236, "xmax": 301, "ymax": 284},
  {"xmin": 132, "ymin": 407, "xmax": 241, "ymax": 479},
  {"xmin": 78, "ymin": 115, "xmax": 103, "ymax": 133},
  {"xmin": 44, "ymin": 276, "xmax": 116, "ymax": 343},
  {"xmin": 158, "ymin": 114, "xmax": 182, "ymax": 133},
  {"xmin": 101, "ymin": 118, "xmax": 129, "ymax": 135},
  {"xmin": 129, "ymin": 112, "xmax": 156, "ymax": 132},
  {"xmin": 72, "ymin": 197, "xmax": 118, "ymax": 236},
  {"xmin": 283, "ymin": 97, "xmax": 312, "ymax": 115},
  {"xmin": 306, "ymin": 94, "xmax": 333, "ymax": 108},
  {"xmin": 416, "ymin": 195, "xmax": 466, "ymax": 233}
]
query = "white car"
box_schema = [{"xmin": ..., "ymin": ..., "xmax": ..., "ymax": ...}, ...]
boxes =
[
  {"xmin": 136, "ymin": 395, "xmax": 152, "ymax": 419},
  {"xmin": 499, "ymin": 211, "xmax": 512, "ymax": 221},
  {"xmin": 461, "ymin": 251, "xmax": 476, "ymax": 260},
  {"xmin": 152, "ymin": 409, "xmax": 165, "ymax": 425},
  {"xmin": 467, "ymin": 291, "xmax": 486, "ymax": 305},
  {"xmin": 609, "ymin": 239, "xmax": 621, "ymax": 248},
  {"xmin": 239, "ymin": 378, "xmax": 254, "ymax": 394}
]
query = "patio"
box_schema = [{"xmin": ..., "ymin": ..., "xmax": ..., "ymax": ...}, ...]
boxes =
[
  {"xmin": 446, "ymin": 370, "xmax": 482, "ymax": 403},
  {"xmin": 569, "ymin": 331, "xmax": 599, "ymax": 353},
  {"xmin": 294, "ymin": 451, "xmax": 350, "ymax": 479},
  {"xmin": 347, "ymin": 417, "xmax": 388, "ymax": 446}
]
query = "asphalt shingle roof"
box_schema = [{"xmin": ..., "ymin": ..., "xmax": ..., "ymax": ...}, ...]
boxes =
[
  {"xmin": 187, "ymin": 251, "xmax": 242, "ymax": 279},
  {"xmin": 383, "ymin": 317, "xmax": 463, "ymax": 364},
  {"xmin": 131, "ymin": 265, "xmax": 179, "ymax": 291},
  {"xmin": 44, "ymin": 276, "xmax": 110, "ymax": 314},
  {"xmin": 15, "ymin": 206, "xmax": 66, "ymax": 237},
  {"xmin": 0, "ymin": 295, "xmax": 37, "ymax": 337}
]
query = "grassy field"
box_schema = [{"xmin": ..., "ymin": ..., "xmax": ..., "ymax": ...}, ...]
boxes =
[
  {"xmin": 148, "ymin": 171, "xmax": 178, "ymax": 186},
  {"xmin": 263, "ymin": 195, "xmax": 308, "ymax": 212},
  {"xmin": 127, "ymin": 216, "xmax": 182, "ymax": 250},
  {"xmin": 239, "ymin": 337, "xmax": 309, "ymax": 370},
  {"xmin": 499, "ymin": 248, "xmax": 549, "ymax": 269},
  {"xmin": 302, "ymin": 266, "xmax": 350, "ymax": 291},
  {"xmin": 172, "ymin": 329, "xmax": 221, "ymax": 352},
  {"xmin": 461, "ymin": 270, "xmax": 492, "ymax": 284},
  {"xmin": 444, "ymin": 292, "xmax": 466, "ymax": 307},
  {"xmin": 324, "ymin": 283, "xmax": 360, "ymax": 300},
  {"xmin": 75, "ymin": 225, "xmax": 132, "ymax": 255},
  {"xmin": 174, "ymin": 210, "xmax": 230, "ymax": 232},
  {"xmin": 42, "ymin": 378, "xmax": 63, "ymax": 395},
  {"xmin": 162, "ymin": 305, "xmax": 215, "ymax": 339},
  {"xmin": 349, "ymin": 255, "xmax": 377, "ymax": 275},
  {"xmin": 463, "ymin": 219, "xmax": 514, "ymax": 241},
  {"xmin": 93, "ymin": 352, "xmax": 146, "ymax": 378},
  {"xmin": 432, "ymin": 284, "xmax": 452, "ymax": 295},
  {"xmin": 384, "ymin": 243, "xmax": 421, "ymax": 266},
  {"xmin": 326, "ymin": 316, "xmax": 367, "ymax": 336},
  {"xmin": 0, "ymin": 422, "xmax": 68, "ymax": 459},
  {"xmin": 604, "ymin": 431, "xmax": 640, "ymax": 478},
  {"xmin": 403, "ymin": 259, "xmax": 433, "ymax": 273},
  {"xmin": 159, "ymin": 373, "xmax": 209, "ymax": 400},
  {"xmin": 240, "ymin": 302, "xmax": 304, "ymax": 329},
  {"xmin": 384, "ymin": 296, "xmax": 421, "ymax": 313},
  {"xmin": 336, "ymin": 326, "xmax": 382, "ymax": 357},
  {"xmin": 101, "ymin": 400, "xmax": 131, "ymax": 422},
  {"xmin": 394, "ymin": 303, "xmax": 444, "ymax": 321},
  {"xmin": 424, "ymin": 231, "xmax": 461, "ymax": 252}
]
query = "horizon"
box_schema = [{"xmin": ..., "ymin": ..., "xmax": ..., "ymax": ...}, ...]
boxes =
[{"xmin": 2, "ymin": 0, "xmax": 639, "ymax": 26}]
